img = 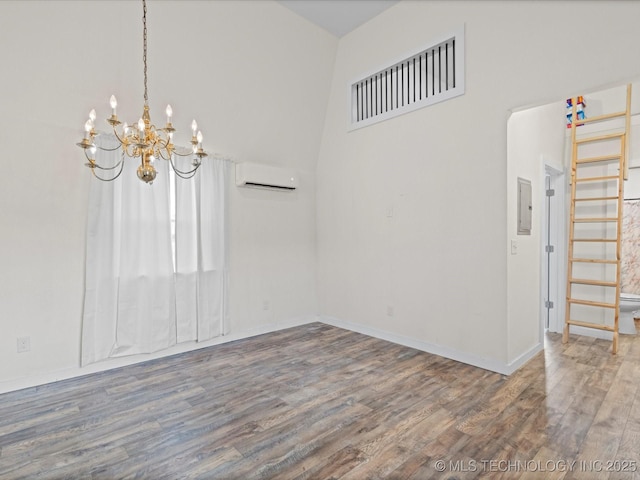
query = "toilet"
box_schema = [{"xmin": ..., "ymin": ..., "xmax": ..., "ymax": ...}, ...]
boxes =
[{"xmin": 619, "ymin": 293, "xmax": 640, "ymax": 334}]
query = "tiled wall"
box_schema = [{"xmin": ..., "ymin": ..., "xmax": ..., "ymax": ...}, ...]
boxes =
[{"xmin": 621, "ymin": 200, "xmax": 640, "ymax": 294}]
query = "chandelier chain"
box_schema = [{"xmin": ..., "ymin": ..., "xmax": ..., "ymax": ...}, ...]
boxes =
[{"xmin": 142, "ymin": 0, "xmax": 148, "ymax": 104}]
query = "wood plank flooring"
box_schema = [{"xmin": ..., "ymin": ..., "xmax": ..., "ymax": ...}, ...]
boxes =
[{"xmin": 1, "ymin": 322, "xmax": 640, "ymax": 479}]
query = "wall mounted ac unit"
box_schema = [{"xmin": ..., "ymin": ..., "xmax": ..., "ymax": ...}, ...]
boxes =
[{"xmin": 235, "ymin": 162, "xmax": 299, "ymax": 191}]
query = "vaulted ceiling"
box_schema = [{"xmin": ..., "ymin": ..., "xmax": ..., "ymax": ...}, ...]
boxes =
[{"xmin": 278, "ymin": 0, "xmax": 398, "ymax": 37}]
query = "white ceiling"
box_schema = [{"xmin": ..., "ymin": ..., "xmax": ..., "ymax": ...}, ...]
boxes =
[{"xmin": 278, "ymin": 0, "xmax": 399, "ymax": 38}]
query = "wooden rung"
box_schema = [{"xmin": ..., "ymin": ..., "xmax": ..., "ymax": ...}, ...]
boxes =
[
  {"xmin": 576, "ymin": 154, "xmax": 622, "ymax": 164},
  {"xmin": 578, "ymin": 111, "xmax": 627, "ymax": 124},
  {"xmin": 574, "ymin": 196, "xmax": 619, "ymax": 202},
  {"xmin": 569, "ymin": 278, "xmax": 617, "ymax": 287},
  {"xmin": 570, "ymin": 258, "xmax": 618, "ymax": 264},
  {"xmin": 576, "ymin": 132, "xmax": 625, "ymax": 144},
  {"xmin": 573, "ymin": 217, "xmax": 619, "ymax": 223},
  {"xmin": 574, "ymin": 175, "xmax": 619, "ymax": 183},
  {"xmin": 567, "ymin": 319, "xmax": 615, "ymax": 332},
  {"xmin": 568, "ymin": 299, "xmax": 616, "ymax": 308},
  {"xmin": 572, "ymin": 238, "xmax": 617, "ymax": 243}
]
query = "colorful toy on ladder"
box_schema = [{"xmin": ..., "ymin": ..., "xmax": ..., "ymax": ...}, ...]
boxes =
[{"xmin": 566, "ymin": 96, "xmax": 586, "ymax": 128}]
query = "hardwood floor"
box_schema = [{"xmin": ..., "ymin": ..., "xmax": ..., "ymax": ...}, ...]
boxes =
[{"xmin": 1, "ymin": 322, "xmax": 640, "ymax": 479}]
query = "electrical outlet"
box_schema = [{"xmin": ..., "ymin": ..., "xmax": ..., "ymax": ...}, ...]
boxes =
[
  {"xmin": 17, "ymin": 337, "xmax": 30, "ymax": 353},
  {"xmin": 263, "ymin": 300, "xmax": 270, "ymax": 311},
  {"xmin": 387, "ymin": 306, "xmax": 394, "ymax": 317}
]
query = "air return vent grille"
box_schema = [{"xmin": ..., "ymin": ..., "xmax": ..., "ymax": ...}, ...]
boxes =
[{"xmin": 349, "ymin": 26, "xmax": 464, "ymax": 130}]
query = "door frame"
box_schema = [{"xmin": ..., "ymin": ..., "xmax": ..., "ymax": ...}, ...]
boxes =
[{"xmin": 541, "ymin": 162, "xmax": 566, "ymax": 336}]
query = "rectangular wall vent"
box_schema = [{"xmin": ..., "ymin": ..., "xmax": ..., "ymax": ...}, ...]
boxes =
[{"xmin": 349, "ymin": 26, "xmax": 464, "ymax": 130}]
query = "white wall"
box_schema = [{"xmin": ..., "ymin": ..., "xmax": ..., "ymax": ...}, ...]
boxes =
[
  {"xmin": 316, "ymin": 0, "xmax": 640, "ymax": 373},
  {"xmin": 507, "ymin": 103, "xmax": 565, "ymax": 363},
  {"xmin": 0, "ymin": 0, "xmax": 337, "ymax": 392}
]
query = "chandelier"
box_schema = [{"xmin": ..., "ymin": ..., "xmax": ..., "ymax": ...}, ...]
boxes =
[{"xmin": 76, "ymin": 0, "xmax": 207, "ymax": 184}]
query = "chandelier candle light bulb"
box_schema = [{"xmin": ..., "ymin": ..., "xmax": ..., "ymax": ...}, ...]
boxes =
[
  {"xmin": 84, "ymin": 120, "xmax": 92, "ymax": 139},
  {"xmin": 77, "ymin": 0, "xmax": 208, "ymax": 183},
  {"xmin": 191, "ymin": 119, "xmax": 198, "ymax": 141}
]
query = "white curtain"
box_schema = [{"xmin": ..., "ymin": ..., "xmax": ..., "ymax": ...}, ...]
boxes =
[
  {"xmin": 81, "ymin": 136, "xmax": 227, "ymax": 366},
  {"xmin": 174, "ymin": 156, "xmax": 227, "ymax": 343}
]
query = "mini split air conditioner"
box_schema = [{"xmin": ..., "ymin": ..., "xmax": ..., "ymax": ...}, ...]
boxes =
[{"xmin": 235, "ymin": 162, "xmax": 298, "ymax": 191}]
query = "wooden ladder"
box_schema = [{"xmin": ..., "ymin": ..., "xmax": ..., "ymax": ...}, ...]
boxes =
[{"xmin": 563, "ymin": 84, "xmax": 632, "ymax": 354}]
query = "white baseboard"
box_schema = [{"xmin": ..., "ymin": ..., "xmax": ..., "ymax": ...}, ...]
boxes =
[
  {"xmin": 507, "ymin": 342, "xmax": 544, "ymax": 373},
  {"xmin": 320, "ymin": 315, "xmax": 541, "ymax": 376},
  {"xmin": 0, "ymin": 315, "xmax": 318, "ymax": 395}
]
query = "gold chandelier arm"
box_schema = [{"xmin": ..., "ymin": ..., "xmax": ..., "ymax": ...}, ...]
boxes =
[
  {"xmin": 111, "ymin": 124, "xmax": 133, "ymax": 148},
  {"xmin": 87, "ymin": 150, "xmax": 126, "ymax": 181},
  {"xmin": 172, "ymin": 148, "xmax": 197, "ymax": 157},
  {"xmin": 84, "ymin": 149, "xmax": 125, "ymax": 171},
  {"xmin": 154, "ymin": 134, "xmax": 170, "ymax": 150},
  {"xmin": 169, "ymin": 156, "xmax": 201, "ymax": 179},
  {"xmin": 90, "ymin": 160, "xmax": 125, "ymax": 172},
  {"xmin": 125, "ymin": 143, "xmax": 139, "ymax": 158},
  {"xmin": 157, "ymin": 148, "xmax": 172, "ymax": 161},
  {"xmin": 90, "ymin": 159, "xmax": 126, "ymax": 182},
  {"xmin": 94, "ymin": 143, "xmax": 121, "ymax": 152}
]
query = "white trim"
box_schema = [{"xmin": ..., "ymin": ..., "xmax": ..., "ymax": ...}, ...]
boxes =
[
  {"xmin": 507, "ymin": 342, "xmax": 544, "ymax": 373},
  {"xmin": 540, "ymin": 169, "xmax": 550, "ymax": 337},
  {"xmin": 319, "ymin": 315, "xmax": 540, "ymax": 375},
  {"xmin": 541, "ymin": 163, "xmax": 566, "ymax": 335},
  {"xmin": 0, "ymin": 315, "xmax": 318, "ymax": 395}
]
